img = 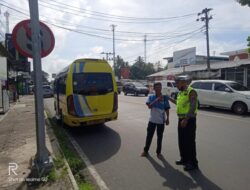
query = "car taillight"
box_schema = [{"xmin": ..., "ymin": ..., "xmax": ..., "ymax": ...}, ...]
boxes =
[
  {"xmin": 67, "ymin": 95, "xmax": 77, "ymax": 116},
  {"xmin": 113, "ymin": 92, "xmax": 118, "ymax": 112}
]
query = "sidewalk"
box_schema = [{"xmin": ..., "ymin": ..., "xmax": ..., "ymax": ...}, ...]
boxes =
[{"xmin": 0, "ymin": 95, "xmax": 74, "ymax": 190}]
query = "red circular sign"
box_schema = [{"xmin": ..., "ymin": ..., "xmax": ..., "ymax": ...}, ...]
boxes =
[{"xmin": 12, "ymin": 19, "xmax": 55, "ymax": 58}]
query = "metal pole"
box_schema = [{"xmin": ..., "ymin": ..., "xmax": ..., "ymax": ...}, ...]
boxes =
[
  {"xmin": 111, "ymin": 24, "xmax": 116, "ymax": 70},
  {"xmin": 145, "ymin": 35, "xmax": 146, "ymax": 63},
  {"xmin": 205, "ymin": 8, "xmax": 211, "ymax": 78},
  {"xmin": 106, "ymin": 53, "xmax": 108, "ymax": 61},
  {"xmin": 4, "ymin": 11, "xmax": 10, "ymax": 33},
  {"xmin": 5, "ymin": 34, "xmax": 9, "ymax": 91},
  {"xmin": 28, "ymin": 0, "xmax": 50, "ymax": 168}
]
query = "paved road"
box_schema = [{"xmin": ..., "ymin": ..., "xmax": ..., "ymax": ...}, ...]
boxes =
[{"xmin": 45, "ymin": 94, "xmax": 250, "ymax": 190}]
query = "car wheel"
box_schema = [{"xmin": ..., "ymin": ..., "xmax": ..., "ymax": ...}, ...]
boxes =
[
  {"xmin": 145, "ymin": 93, "xmax": 148, "ymax": 96},
  {"xmin": 124, "ymin": 92, "xmax": 127, "ymax": 96},
  {"xmin": 233, "ymin": 102, "xmax": 247, "ymax": 115}
]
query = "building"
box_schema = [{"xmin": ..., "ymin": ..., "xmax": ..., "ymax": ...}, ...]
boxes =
[
  {"xmin": 5, "ymin": 33, "xmax": 31, "ymax": 99},
  {"xmin": 0, "ymin": 42, "xmax": 11, "ymax": 113},
  {"xmin": 147, "ymin": 48, "xmax": 250, "ymax": 88}
]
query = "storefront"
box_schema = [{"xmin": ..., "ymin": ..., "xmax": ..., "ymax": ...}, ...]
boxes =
[{"xmin": 223, "ymin": 65, "xmax": 250, "ymax": 88}]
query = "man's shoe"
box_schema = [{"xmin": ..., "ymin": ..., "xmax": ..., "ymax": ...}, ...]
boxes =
[
  {"xmin": 141, "ymin": 151, "xmax": 148, "ymax": 157},
  {"xmin": 175, "ymin": 160, "xmax": 187, "ymax": 165},
  {"xmin": 184, "ymin": 163, "xmax": 198, "ymax": 171},
  {"xmin": 157, "ymin": 154, "xmax": 164, "ymax": 159}
]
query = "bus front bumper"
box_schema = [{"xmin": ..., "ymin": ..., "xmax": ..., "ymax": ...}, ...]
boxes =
[{"xmin": 64, "ymin": 112, "xmax": 118, "ymax": 127}]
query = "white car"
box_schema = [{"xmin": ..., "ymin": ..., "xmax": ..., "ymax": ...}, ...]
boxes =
[
  {"xmin": 155, "ymin": 80, "xmax": 179, "ymax": 99},
  {"xmin": 43, "ymin": 85, "xmax": 54, "ymax": 98},
  {"xmin": 190, "ymin": 80, "xmax": 250, "ymax": 115}
]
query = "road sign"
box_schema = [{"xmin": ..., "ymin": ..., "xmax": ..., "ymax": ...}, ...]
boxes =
[
  {"xmin": 52, "ymin": 73, "xmax": 56, "ymax": 78},
  {"xmin": 12, "ymin": 20, "xmax": 55, "ymax": 58}
]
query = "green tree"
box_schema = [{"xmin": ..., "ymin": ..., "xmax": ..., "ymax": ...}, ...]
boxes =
[
  {"xmin": 114, "ymin": 55, "xmax": 129, "ymax": 79},
  {"xmin": 144, "ymin": 62, "xmax": 155, "ymax": 76},
  {"xmin": 237, "ymin": 0, "xmax": 250, "ymax": 51},
  {"xmin": 237, "ymin": 0, "xmax": 250, "ymax": 7},
  {"xmin": 130, "ymin": 56, "xmax": 155, "ymax": 79},
  {"xmin": 155, "ymin": 61, "xmax": 164, "ymax": 72},
  {"xmin": 247, "ymin": 36, "xmax": 250, "ymax": 53}
]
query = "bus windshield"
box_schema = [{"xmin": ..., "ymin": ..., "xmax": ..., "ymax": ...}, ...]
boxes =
[{"xmin": 73, "ymin": 73, "xmax": 113, "ymax": 95}]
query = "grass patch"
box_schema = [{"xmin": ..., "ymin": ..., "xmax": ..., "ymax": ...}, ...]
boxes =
[
  {"xmin": 47, "ymin": 168, "xmax": 57, "ymax": 182},
  {"xmin": 47, "ymin": 156, "xmax": 67, "ymax": 182},
  {"xmin": 48, "ymin": 117, "xmax": 95, "ymax": 190},
  {"xmin": 79, "ymin": 182, "xmax": 95, "ymax": 190}
]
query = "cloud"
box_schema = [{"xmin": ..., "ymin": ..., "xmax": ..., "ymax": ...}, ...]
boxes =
[
  {"xmin": 5, "ymin": 0, "xmax": 250, "ymax": 78},
  {"xmin": 91, "ymin": 46, "xmax": 104, "ymax": 54}
]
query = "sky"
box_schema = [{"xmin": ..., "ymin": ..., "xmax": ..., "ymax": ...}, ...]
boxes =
[{"xmin": 0, "ymin": 0, "xmax": 250, "ymax": 80}]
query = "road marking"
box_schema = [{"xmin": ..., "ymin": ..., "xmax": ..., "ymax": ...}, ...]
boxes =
[
  {"xmin": 65, "ymin": 131, "xmax": 110, "ymax": 190},
  {"xmin": 120, "ymin": 99, "xmax": 250, "ymax": 123},
  {"xmin": 198, "ymin": 112, "xmax": 250, "ymax": 124}
]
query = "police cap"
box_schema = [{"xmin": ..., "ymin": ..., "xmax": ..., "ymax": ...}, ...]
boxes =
[{"xmin": 174, "ymin": 75, "xmax": 191, "ymax": 82}]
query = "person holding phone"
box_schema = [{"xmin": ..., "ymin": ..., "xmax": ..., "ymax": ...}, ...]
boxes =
[{"xmin": 141, "ymin": 82, "xmax": 170, "ymax": 159}]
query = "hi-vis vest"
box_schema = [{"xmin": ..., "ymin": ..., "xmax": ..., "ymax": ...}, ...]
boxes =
[{"xmin": 176, "ymin": 86, "xmax": 198, "ymax": 116}]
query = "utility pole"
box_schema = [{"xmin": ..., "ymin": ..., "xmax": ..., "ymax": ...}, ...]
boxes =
[
  {"xmin": 144, "ymin": 34, "xmax": 147, "ymax": 63},
  {"xmin": 197, "ymin": 8, "xmax": 213, "ymax": 78},
  {"xmin": 28, "ymin": 0, "xmax": 52, "ymax": 174},
  {"xmin": 4, "ymin": 11, "xmax": 9, "ymax": 33},
  {"xmin": 110, "ymin": 24, "xmax": 116, "ymax": 71},
  {"xmin": 101, "ymin": 52, "xmax": 112, "ymax": 61}
]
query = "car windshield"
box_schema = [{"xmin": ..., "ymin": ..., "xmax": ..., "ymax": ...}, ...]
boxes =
[
  {"xmin": 133, "ymin": 82, "xmax": 145, "ymax": 87},
  {"xmin": 73, "ymin": 73, "xmax": 113, "ymax": 95},
  {"xmin": 226, "ymin": 82, "xmax": 249, "ymax": 91},
  {"xmin": 43, "ymin": 86, "xmax": 51, "ymax": 90},
  {"xmin": 172, "ymin": 82, "xmax": 176, "ymax": 87}
]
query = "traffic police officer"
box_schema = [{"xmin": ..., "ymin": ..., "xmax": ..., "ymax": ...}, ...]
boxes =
[{"xmin": 169, "ymin": 75, "xmax": 199, "ymax": 171}]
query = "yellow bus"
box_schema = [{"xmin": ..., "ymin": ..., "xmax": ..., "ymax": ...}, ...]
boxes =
[{"xmin": 54, "ymin": 58, "xmax": 118, "ymax": 127}]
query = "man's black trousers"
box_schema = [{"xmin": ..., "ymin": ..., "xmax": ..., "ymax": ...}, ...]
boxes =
[
  {"xmin": 178, "ymin": 117, "xmax": 198, "ymax": 165},
  {"xmin": 144, "ymin": 121, "xmax": 165, "ymax": 154}
]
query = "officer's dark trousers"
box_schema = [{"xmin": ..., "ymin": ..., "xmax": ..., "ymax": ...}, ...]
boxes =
[
  {"xmin": 178, "ymin": 118, "xmax": 198, "ymax": 165},
  {"xmin": 144, "ymin": 122, "xmax": 165, "ymax": 154}
]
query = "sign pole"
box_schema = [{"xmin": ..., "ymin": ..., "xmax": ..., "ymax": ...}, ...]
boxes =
[{"xmin": 28, "ymin": 0, "xmax": 51, "ymax": 171}]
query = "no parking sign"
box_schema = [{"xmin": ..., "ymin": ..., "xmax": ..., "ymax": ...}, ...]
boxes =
[{"xmin": 12, "ymin": 19, "xmax": 55, "ymax": 58}]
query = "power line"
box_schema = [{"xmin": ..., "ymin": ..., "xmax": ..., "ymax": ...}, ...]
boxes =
[
  {"xmin": 39, "ymin": 0, "xmax": 196, "ymax": 21},
  {"xmin": 4, "ymin": 5, "xmax": 203, "ymax": 43},
  {"xmin": 37, "ymin": 1, "xmax": 196, "ymax": 24},
  {"xmin": 125, "ymin": 29, "xmax": 204, "ymax": 63},
  {"xmin": 1, "ymin": 1, "xmax": 200, "ymax": 38}
]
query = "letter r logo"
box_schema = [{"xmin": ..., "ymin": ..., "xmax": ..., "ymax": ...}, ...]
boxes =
[{"xmin": 8, "ymin": 163, "xmax": 18, "ymax": 176}]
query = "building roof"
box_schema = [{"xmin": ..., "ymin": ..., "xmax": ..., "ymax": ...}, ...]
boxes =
[
  {"xmin": 147, "ymin": 59, "xmax": 250, "ymax": 78},
  {"xmin": 221, "ymin": 49, "xmax": 248, "ymax": 56},
  {"xmin": 192, "ymin": 79, "xmax": 235, "ymax": 83}
]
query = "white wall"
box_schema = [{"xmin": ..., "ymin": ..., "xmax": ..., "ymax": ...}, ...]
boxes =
[{"xmin": 0, "ymin": 56, "xmax": 7, "ymax": 80}]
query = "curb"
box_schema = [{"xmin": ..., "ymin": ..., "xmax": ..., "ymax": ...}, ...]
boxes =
[
  {"xmin": 0, "ymin": 109, "xmax": 10, "ymax": 122},
  {"xmin": 64, "ymin": 131, "xmax": 110, "ymax": 190},
  {"xmin": 44, "ymin": 112, "xmax": 79, "ymax": 190}
]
